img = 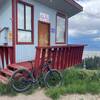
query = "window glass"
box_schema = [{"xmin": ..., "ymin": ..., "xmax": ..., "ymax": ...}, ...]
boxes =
[
  {"xmin": 17, "ymin": 2, "xmax": 33, "ymax": 44},
  {"xmin": 18, "ymin": 3, "xmax": 24, "ymax": 29},
  {"xmin": 56, "ymin": 16, "xmax": 66, "ymax": 43},
  {"xmin": 18, "ymin": 30, "xmax": 32, "ymax": 42},
  {"xmin": 26, "ymin": 6, "xmax": 32, "ymax": 30}
]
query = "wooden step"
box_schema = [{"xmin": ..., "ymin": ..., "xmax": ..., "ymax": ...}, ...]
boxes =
[
  {"xmin": 0, "ymin": 75, "xmax": 8, "ymax": 84},
  {"xmin": 8, "ymin": 64, "xmax": 29, "ymax": 70},
  {"xmin": 8, "ymin": 64, "xmax": 19, "ymax": 70},
  {"xmin": 0, "ymin": 68, "xmax": 13, "ymax": 76}
]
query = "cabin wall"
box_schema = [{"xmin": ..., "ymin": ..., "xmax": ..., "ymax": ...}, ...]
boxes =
[
  {"xmin": 16, "ymin": 0, "xmax": 68, "ymax": 62},
  {"xmin": 0, "ymin": 0, "xmax": 68, "ymax": 63},
  {"xmin": 0, "ymin": 0, "xmax": 12, "ymax": 46}
]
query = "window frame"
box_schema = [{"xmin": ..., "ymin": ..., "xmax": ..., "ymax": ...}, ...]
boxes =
[
  {"xmin": 55, "ymin": 13, "xmax": 67, "ymax": 44},
  {"xmin": 16, "ymin": 0, "xmax": 34, "ymax": 45}
]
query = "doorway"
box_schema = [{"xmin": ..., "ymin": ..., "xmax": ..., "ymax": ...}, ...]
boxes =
[{"xmin": 38, "ymin": 21, "xmax": 50, "ymax": 46}]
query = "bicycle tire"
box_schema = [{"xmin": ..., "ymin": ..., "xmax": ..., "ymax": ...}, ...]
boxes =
[
  {"xmin": 10, "ymin": 68, "xmax": 34, "ymax": 92},
  {"xmin": 44, "ymin": 69, "xmax": 62, "ymax": 88}
]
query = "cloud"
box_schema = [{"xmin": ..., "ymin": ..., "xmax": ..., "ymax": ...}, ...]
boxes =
[
  {"xmin": 69, "ymin": 29, "xmax": 99, "ymax": 37},
  {"xmin": 93, "ymin": 37, "xmax": 100, "ymax": 41},
  {"xmin": 69, "ymin": 0, "xmax": 100, "ymax": 51},
  {"xmin": 69, "ymin": 0, "xmax": 100, "ymax": 37}
]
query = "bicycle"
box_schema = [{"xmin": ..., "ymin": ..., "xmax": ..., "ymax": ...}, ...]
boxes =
[{"xmin": 10, "ymin": 59, "xmax": 62, "ymax": 92}]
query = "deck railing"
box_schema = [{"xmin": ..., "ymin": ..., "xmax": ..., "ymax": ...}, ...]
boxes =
[
  {"xmin": 0, "ymin": 45, "xmax": 85, "ymax": 71},
  {"xmin": 0, "ymin": 46, "xmax": 13, "ymax": 69},
  {"xmin": 34, "ymin": 45, "xmax": 85, "ymax": 71}
]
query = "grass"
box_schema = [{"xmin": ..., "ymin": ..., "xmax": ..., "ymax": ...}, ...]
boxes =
[
  {"xmin": 0, "ymin": 68, "xmax": 100, "ymax": 100},
  {"xmin": 0, "ymin": 83, "xmax": 17, "ymax": 96},
  {"xmin": 46, "ymin": 68, "xmax": 100, "ymax": 100},
  {"xmin": 0, "ymin": 82, "xmax": 38, "ymax": 96}
]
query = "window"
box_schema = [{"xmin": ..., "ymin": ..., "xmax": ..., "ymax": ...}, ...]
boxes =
[
  {"xmin": 17, "ymin": 1, "xmax": 34, "ymax": 44},
  {"xmin": 56, "ymin": 14, "xmax": 66, "ymax": 44}
]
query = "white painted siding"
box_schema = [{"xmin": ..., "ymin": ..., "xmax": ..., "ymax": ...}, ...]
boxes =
[{"xmin": 0, "ymin": 0, "xmax": 12, "ymax": 46}]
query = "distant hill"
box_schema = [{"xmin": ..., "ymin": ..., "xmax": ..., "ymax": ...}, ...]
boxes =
[{"xmin": 83, "ymin": 51, "xmax": 100, "ymax": 58}]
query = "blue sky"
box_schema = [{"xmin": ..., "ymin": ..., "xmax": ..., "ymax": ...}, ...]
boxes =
[{"xmin": 69, "ymin": 0, "xmax": 100, "ymax": 51}]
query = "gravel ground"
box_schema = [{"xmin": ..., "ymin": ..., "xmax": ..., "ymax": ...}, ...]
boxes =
[{"xmin": 0, "ymin": 90, "xmax": 100, "ymax": 100}]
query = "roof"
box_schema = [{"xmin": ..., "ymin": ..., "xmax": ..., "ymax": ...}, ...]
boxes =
[
  {"xmin": 35, "ymin": 0, "xmax": 83, "ymax": 18},
  {"xmin": 0, "ymin": 0, "xmax": 83, "ymax": 18}
]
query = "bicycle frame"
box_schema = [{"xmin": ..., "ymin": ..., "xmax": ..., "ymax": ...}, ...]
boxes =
[{"xmin": 28, "ymin": 60, "xmax": 52, "ymax": 84}]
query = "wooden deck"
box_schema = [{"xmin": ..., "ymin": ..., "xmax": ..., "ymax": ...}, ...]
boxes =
[{"xmin": 0, "ymin": 45, "xmax": 85, "ymax": 84}]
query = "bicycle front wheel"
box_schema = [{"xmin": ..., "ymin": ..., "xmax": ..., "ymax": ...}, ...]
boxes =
[
  {"xmin": 44, "ymin": 69, "xmax": 62, "ymax": 88},
  {"xmin": 10, "ymin": 68, "xmax": 33, "ymax": 92}
]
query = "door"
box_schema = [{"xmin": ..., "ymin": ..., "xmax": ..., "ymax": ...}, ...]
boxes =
[{"xmin": 38, "ymin": 21, "xmax": 50, "ymax": 46}]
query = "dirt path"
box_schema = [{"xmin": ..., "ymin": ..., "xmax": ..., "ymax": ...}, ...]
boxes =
[
  {"xmin": 0, "ymin": 90, "xmax": 51, "ymax": 100},
  {"xmin": 0, "ymin": 90, "xmax": 100, "ymax": 100}
]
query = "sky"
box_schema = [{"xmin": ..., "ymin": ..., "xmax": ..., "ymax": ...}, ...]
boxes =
[{"xmin": 69, "ymin": 0, "xmax": 100, "ymax": 51}]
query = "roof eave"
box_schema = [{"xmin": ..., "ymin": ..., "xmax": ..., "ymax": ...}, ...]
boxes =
[
  {"xmin": 66, "ymin": 0, "xmax": 83, "ymax": 11},
  {"xmin": 66, "ymin": 0, "xmax": 83, "ymax": 18}
]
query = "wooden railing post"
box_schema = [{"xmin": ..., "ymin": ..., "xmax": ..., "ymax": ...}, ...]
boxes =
[
  {"xmin": 0, "ymin": 48, "xmax": 4, "ymax": 68},
  {"xmin": 0, "ymin": 46, "xmax": 13, "ymax": 69}
]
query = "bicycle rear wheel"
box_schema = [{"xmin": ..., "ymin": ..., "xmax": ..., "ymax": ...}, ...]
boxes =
[
  {"xmin": 44, "ymin": 69, "xmax": 62, "ymax": 88},
  {"xmin": 10, "ymin": 68, "xmax": 34, "ymax": 92}
]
